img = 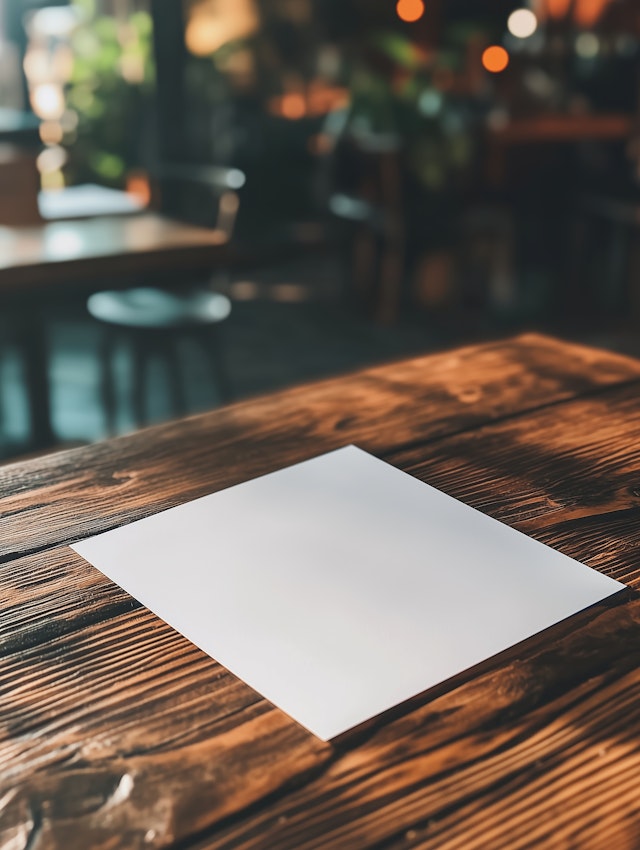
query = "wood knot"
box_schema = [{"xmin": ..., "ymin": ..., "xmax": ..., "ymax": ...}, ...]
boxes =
[
  {"xmin": 457, "ymin": 387, "xmax": 482, "ymax": 404},
  {"xmin": 112, "ymin": 470, "xmax": 136, "ymax": 483},
  {"xmin": 335, "ymin": 416, "xmax": 355, "ymax": 431}
]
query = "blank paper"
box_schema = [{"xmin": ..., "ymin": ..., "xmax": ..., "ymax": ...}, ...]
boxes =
[{"xmin": 71, "ymin": 445, "xmax": 624, "ymax": 741}]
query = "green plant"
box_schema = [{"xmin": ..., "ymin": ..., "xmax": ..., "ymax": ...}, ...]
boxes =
[
  {"xmin": 64, "ymin": 0, "xmax": 154, "ymax": 186},
  {"xmin": 345, "ymin": 30, "xmax": 474, "ymax": 192}
]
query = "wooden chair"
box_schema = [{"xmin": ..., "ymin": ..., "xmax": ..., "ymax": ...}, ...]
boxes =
[{"xmin": 328, "ymin": 131, "xmax": 406, "ymax": 324}]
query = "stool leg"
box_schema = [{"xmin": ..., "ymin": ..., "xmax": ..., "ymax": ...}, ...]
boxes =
[
  {"xmin": 165, "ymin": 335, "xmax": 187, "ymax": 418},
  {"xmin": 131, "ymin": 334, "xmax": 147, "ymax": 427},
  {"xmin": 17, "ymin": 310, "xmax": 55, "ymax": 449},
  {"xmin": 201, "ymin": 326, "xmax": 233, "ymax": 404},
  {"xmin": 99, "ymin": 329, "xmax": 118, "ymax": 436}
]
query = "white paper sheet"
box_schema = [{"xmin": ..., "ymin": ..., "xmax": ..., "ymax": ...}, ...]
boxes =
[{"xmin": 72, "ymin": 445, "xmax": 624, "ymax": 741}]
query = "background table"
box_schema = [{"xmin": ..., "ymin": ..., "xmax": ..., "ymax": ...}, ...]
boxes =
[
  {"xmin": 1, "ymin": 333, "xmax": 639, "ymax": 849},
  {"xmin": 0, "ymin": 213, "xmax": 228, "ymax": 295},
  {"xmin": 486, "ymin": 113, "xmax": 633, "ymax": 186},
  {"xmin": 0, "ymin": 213, "xmax": 229, "ymax": 448}
]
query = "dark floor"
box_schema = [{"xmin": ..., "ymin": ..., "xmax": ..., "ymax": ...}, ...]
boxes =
[{"xmin": 2, "ymin": 251, "xmax": 639, "ymax": 464}]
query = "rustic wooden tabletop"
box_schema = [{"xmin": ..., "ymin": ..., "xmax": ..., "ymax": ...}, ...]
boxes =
[{"xmin": 1, "ymin": 333, "xmax": 639, "ymax": 849}]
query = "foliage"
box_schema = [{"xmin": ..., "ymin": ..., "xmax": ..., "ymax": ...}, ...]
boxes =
[
  {"xmin": 344, "ymin": 31, "xmax": 475, "ymax": 192},
  {"xmin": 64, "ymin": 2, "xmax": 155, "ymax": 186}
]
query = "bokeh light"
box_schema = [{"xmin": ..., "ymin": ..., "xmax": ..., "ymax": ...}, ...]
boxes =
[
  {"xmin": 126, "ymin": 172, "xmax": 152, "ymax": 206},
  {"xmin": 575, "ymin": 32, "xmax": 600, "ymax": 59},
  {"xmin": 418, "ymin": 89, "xmax": 443, "ymax": 117},
  {"xmin": 574, "ymin": 0, "xmax": 611, "ymax": 29},
  {"xmin": 507, "ymin": 9, "xmax": 538, "ymax": 39},
  {"xmin": 184, "ymin": 0, "xmax": 259, "ymax": 57},
  {"xmin": 396, "ymin": 0, "xmax": 425, "ymax": 23},
  {"xmin": 185, "ymin": 16, "xmax": 222, "ymax": 56},
  {"xmin": 226, "ymin": 169, "xmax": 246, "ymax": 190},
  {"xmin": 280, "ymin": 92, "xmax": 306, "ymax": 120},
  {"xmin": 30, "ymin": 82, "xmax": 65, "ymax": 119},
  {"xmin": 36, "ymin": 145, "xmax": 67, "ymax": 174},
  {"xmin": 482, "ymin": 45, "xmax": 510, "ymax": 73},
  {"xmin": 27, "ymin": 6, "xmax": 78, "ymax": 38},
  {"xmin": 546, "ymin": 0, "xmax": 572, "ymax": 18},
  {"xmin": 23, "ymin": 47, "xmax": 51, "ymax": 84},
  {"xmin": 39, "ymin": 120, "xmax": 64, "ymax": 146}
]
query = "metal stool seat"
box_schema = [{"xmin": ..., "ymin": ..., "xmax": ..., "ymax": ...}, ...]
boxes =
[{"xmin": 88, "ymin": 286, "xmax": 232, "ymax": 433}]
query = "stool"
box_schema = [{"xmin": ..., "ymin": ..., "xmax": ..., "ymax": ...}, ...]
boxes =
[{"xmin": 87, "ymin": 287, "xmax": 232, "ymax": 433}]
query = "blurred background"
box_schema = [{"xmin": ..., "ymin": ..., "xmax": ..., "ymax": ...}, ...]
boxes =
[{"xmin": 1, "ymin": 0, "xmax": 640, "ymax": 462}]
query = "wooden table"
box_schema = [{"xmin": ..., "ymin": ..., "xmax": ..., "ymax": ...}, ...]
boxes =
[
  {"xmin": 0, "ymin": 213, "xmax": 228, "ymax": 295},
  {"xmin": 486, "ymin": 113, "xmax": 633, "ymax": 187},
  {"xmin": 1, "ymin": 333, "xmax": 639, "ymax": 849},
  {"xmin": 0, "ymin": 213, "xmax": 229, "ymax": 449},
  {"xmin": 488, "ymin": 113, "xmax": 634, "ymax": 146}
]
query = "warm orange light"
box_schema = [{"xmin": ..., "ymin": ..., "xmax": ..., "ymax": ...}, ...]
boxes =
[
  {"xmin": 574, "ymin": 0, "xmax": 610, "ymax": 28},
  {"xmin": 535, "ymin": 0, "xmax": 613, "ymax": 24},
  {"xmin": 396, "ymin": 0, "xmax": 425, "ymax": 23},
  {"xmin": 184, "ymin": 0, "xmax": 259, "ymax": 57},
  {"xmin": 307, "ymin": 83, "xmax": 349, "ymax": 116},
  {"xmin": 545, "ymin": 0, "xmax": 573, "ymax": 19},
  {"xmin": 39, "ymin": 120, "xmax": 64, "ymax": 145},
  {"xmin": 482, "ymin": 46, "xmax": 509, "ymax": 73},
  {"xmin": 126, "ymin": 172, "xmax": 152, "ymax": 207},
  {"xmin": 280, "ymin": 93, "xmax": 306, "ymax": 120}
]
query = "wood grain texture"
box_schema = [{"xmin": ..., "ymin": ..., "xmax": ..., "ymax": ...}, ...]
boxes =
[
  {"xmin": 2, "ymin": 333, "xmax": 640, "ymax": 562},
  {"xmin": 2, "ymin": 333, "xmax": 640, "ymax": 850},
  {"xmin": 1, "ymin": 563, "xmax": 637, "ymax": 849},
  {"xmin": 193, "ymin": 598, "xmax": 640, "ymax": 850}
]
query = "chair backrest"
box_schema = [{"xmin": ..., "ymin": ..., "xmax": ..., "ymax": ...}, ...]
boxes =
[{"xmin": 152, "ymin": 164, "xmax": 245, "ymax": 241}]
